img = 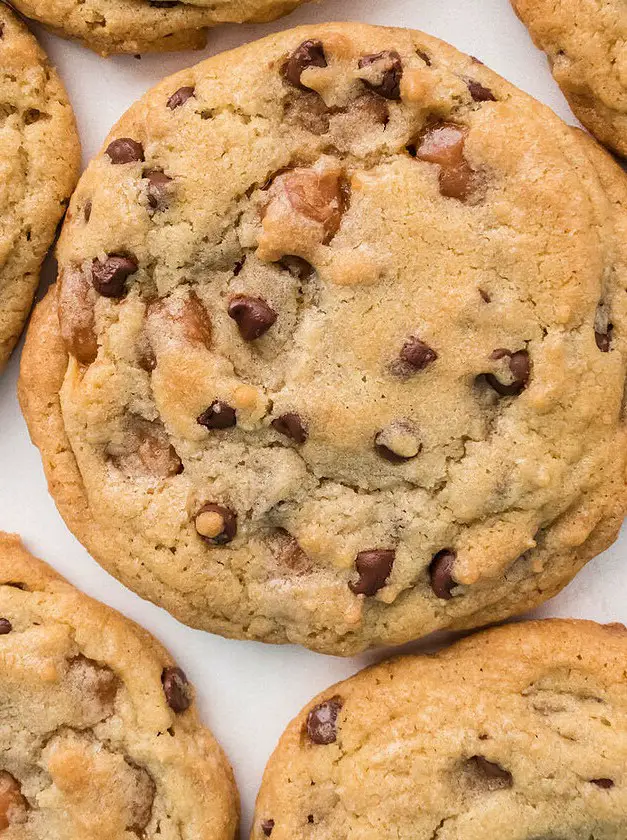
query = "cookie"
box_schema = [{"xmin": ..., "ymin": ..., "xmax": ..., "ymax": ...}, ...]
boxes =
[
  {"xmin": 0, "ymin": 5, "xmax": 80, "ymax": 372},
  {"xmin": 0, "ymin": 532, "xmax": 239, "ymax": 838},
  {"xmin": 253, "ymin": 619, "xmax": 627, "ymax": 839},
  {"xmin": 511, "ymin": 0, "xmax": 627, "ymax": 158},
  {"xmin": 18, "ymin": 23, "xmax": 627, "ymax": 655},
  {"xmin": 9, "ymin": 0, "xmax": 310, "ymax": 55}
]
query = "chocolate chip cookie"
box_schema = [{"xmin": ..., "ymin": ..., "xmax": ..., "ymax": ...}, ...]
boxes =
[
  {"xmin": 0, "ymin": 532, "xmax": 238, "ymax": 838},
  {"xmin": 511, "ymin": 0, "xmax": 627, "ymax": 158},
  {"xmin": 18, "ymin": 23, "xmax": 627, "ymax": 655},
  {"xmin": 0, "ymin": 5, "xmax": 79, "ymax": 372},
  {"xmin": 254, "ymin": 619, "xmax": 627, "ymax": 839},
  {"xmin": 10, "ymin": 0, "xmax": 310, "ymax": 55}
]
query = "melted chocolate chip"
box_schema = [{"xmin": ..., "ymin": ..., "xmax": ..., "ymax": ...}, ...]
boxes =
[
  {"xmin": 591, "ymin": 778, "xmax": 614, "ymax": 789},
  {"xmin": 261, "ymin": 819, "xmax": 275, "ymax": 836},
  {"xmin": 278, "ymin": 255, "xmax": 315, "ymax": 280},
  {"xmin": 144, "ymin": 169, "xmax": 172, "ymax": 210},
  {"xmin": 469, "ymin": 756, "xmax": 513, "ymax": 788},
  {"xmin": 83, "ymin": 200, "xmax": 92, "ymax": 222},
  {"xmin": 197, "ymin": 401, "xmax": 237, "ymax": 430},
  {"xmin": 283, "ymin": 40, "xmax": 327, "ymax": 89},
  {"xmin": 429, "ymin": 550, "xmax": 456, "ymax": 600},
  {"xmin": 195, "ymin": 503, "xmax": 237, "ymax": 545},
  {"xmin": 595, "ymin": 328, "xmax": 612, "ymax": 352},
  {"xmin": 374, "ymin": 421, "xmax": 421, "ymax": 463},
  {"xmin": 358, "ymin": 50, "xmax": 403, "ymax": 100},
  {"xmin": 412, "ymin": 122, "xmax": 474, "ymax": 200},
  {"xmin": 466, "ymin": 79, "xmax": 496, "ymax": 102},
  {"xmin": 91, "ymin": 255, "xmax": 138, "ymax": 298},
  {"xmin": 167, "ymin": 86, "xmax": 195, "ymax": 110},
  {"xmin": 349, "ymin": 549, "xmax": 395, "ymax": 596},
  {"xmin": 105, "ymin": 138, "xmax": 144, "ymax": 164},
  {"xmin": 0, "ymin": 619, "xmax": 11, "ymax": 635},
  {"xmin": 485, "ymin": 349, "xmax": 530, "ymax": 396},
  {"xmin": 272, "ymin": 413, "xmax": 307, "ymax": 444},
  {"xmin": 394, "ymin": 336, "xmax": 437, "ymax": 374},
  {"xmin": 228, "ymin": 295, "xmax": 277, "ymax": 340},
  {"xmin": 306, "ymin": 696, "xmax": 343, "ymax": 745},
  {"xmin": 161, "ymin": 666, "xmax": 192, "ymax": 713}
]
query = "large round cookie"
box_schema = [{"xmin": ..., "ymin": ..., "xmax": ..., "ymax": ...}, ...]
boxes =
[
  {"xmin": 19, "ymin": 23, "xmax": 627, "ymax": 655},
  {"xmin": 10, "ymin": 0, "xmax": 310, "ymax": 55},
  {"xmin": 0, "ymin": 532, "xmax": 239, "ymax": 838},
  {"xmin": 511, "ymin": 0, "xmax": 627, "ymax": 158},
  {"xmin": 253, "ymin": 619, "xmax": 627, "ymax": 839},
  {"xmin": 0, "ymin": 5, "xmax": 80, "ymax": 372}
]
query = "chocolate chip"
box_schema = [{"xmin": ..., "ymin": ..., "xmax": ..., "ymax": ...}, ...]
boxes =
[
  {"xmin": 429, "ymin": 549, "xmax": 456, "ymax": 600},
  {"xmin": 261, "ymin": 820, "xmax": 275, "ymax": 836},
  {"xmin": 197, "ymin": 401, "xmax": 236, "ymax": 430},
  {"xmin": 467, "ymin": 79, "xmax": 496, "ymax": 102},
  {"xmin": 228, "ymin": 295, "xmax": 277, "ymax": 340},
  {"xmin": 278, "ymin": 255, "xmax": 315, "ymax": 280},
  {"xmin": 591, "ymin": 778, "xmax": 614, "ymax": 789},
  {"xmin": 416, "ymin": 49, "xmax": 431, "ymax": 66},
  {"xmin": 161, "ymin": 666, "xmax": 192, "ymax": 713},
  {"xmin": 306, "ymin": 696, "xmax": 342, "ymax": 745},
  {"xmin": 595, "ymin": 328, "xmax": 612, "ymax": 352},
  {"xmin": 358, "ymin": 50, "xmax": 403, "ymax": 100},
  {"xmin": 479, "ymin": 287, "xmax": 491, "ymax": 303},
  {"xmin": 349, "ymin": 549, "xmax": 395, "ymax": 596},
  {"xmin": 412, "ymin": 122, "xmax": 474, "ymax": 200},
  {"xmin": 83, "ymin": 200, "xmax": 92, "ymax": 222},
  {"xmin": 91, "ymin": 255, "xmax": 138, "ymax": 298},
  {"xmin": 283, "ymin": 40, "xmax": 327, "ymax": 89},
  {"xmin": 167, "ymin": 86, "xmax": 195, "ymax": 110},
  {"xmin": 272, "ymin": 413, "xmax": 307, "ymax": 444},
  {"xmin": 195, "ymin": 503, "xmax": 237, "ymax": 545},
  {"xmin": 144, "ymin": 169, "xmax": 172, "ymax": 210},
  {"xmin": 393, "ymin": 336, "xmax": 437, "ymax": 375},
  {"xmin": 485, "ymin": 349, "xmax": 530, "ymax": 396},
  {"xmin": 0, "ymin": 619, "xmax": 12, "ymax": 635},
  {"xmin": 105, "ymin": 138, "xmax": 144, "ymax": 164},
  {"xmin": 469, "ymin": 756, "xmax": 513, "ymax": 788}
]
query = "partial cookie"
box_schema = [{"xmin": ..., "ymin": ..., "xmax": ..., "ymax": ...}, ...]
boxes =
[
  {"xmin": 18, "ymin": 23, "xmax": 627, "ymax": 655},
  {"xmin": 10, "ymin": 0, "xmax": 310, "ymax": 55},
  {"xmin": 511, "ymin": 0, "xmax": 627, "ymax": 158},
  {"xmin": 0, "ymin": 532, "xmax": 239, "ymax": 839},
  {"xmin": 254, "ymin": 619, "xmax": 627, "ymax": 839},
  {"xmin": 0, "ymin": 5, "xmax": 80, "ymax": 372}
]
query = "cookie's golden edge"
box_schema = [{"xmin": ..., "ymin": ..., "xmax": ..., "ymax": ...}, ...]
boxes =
[
  {"xmin": 0, "ymin": 6, "xmax": 80, "ymax": 372},
  {"xmin": 0, "ymin": 531, "xmax": 241, "ymax": 839}
]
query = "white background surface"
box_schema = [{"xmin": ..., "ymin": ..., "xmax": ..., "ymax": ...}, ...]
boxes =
[{"xmin": 1, "ymin": 0, "xmax": 626, "ymax": 834}]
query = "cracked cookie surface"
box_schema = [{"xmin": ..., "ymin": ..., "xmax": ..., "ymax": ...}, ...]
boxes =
[
  {"xmin": 18, "ymin": 23, "xmax": 627, "ymax": 655},
  {"xmin": 511, "ymin": 0, "xmax": 627, "ymax": 158},
  {"xmin": 9, "ymin": 0, "xmax": 310, "ymax": 55},
  {"xmin": 0, "ymin": 532, "xmax": 238, "ymax": 840},
  {"xmin": 253, "ymin": 619, "xmax": 627, "ymax": 840},
  {"xmin": 0, "ymin": 5, "xmax": 79, "ymax": 372}
]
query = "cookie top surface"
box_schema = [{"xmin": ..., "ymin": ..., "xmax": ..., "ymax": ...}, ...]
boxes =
[
  {"xmin": 253, "ymin": 619, "xmax": 627, "ymax": 840},
  {"xmin": 511, "ymin": 0, "xmax": 627, "ymax": 157},
  {"xmin": 0, "ymin": 532, "xmax": 238, "ymax": 839},
  {"xmin": 10, "ymin": 0, "xmax": 309, "ymax": 54},
  {"xmin": 0, "ymin": 5, "xmax": 79, "ymax": 371},
  {"xmin": 19, "ymin": 23, "xmax": 627, "ymax": 655}
]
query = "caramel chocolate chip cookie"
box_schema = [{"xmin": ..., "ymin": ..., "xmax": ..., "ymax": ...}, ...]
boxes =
[
  {"xmin": 0, "ymin": 5, "xmax": 79, "ymax": 372},
  {"xmin": 0, "ymin": 533, "xmax": 238, "ymax": 838},
  {"xmin": 511, "ymin": 0, "xmax": 627, "ymax": 158},
  {"xmin": 254, "ymin": 620, "xmax": 627, "ymax": 839},
  {"xmin": 9, "ymin": 0, "xmax": 311, "ymax": 55},
  {"xmin": 19, "ymin": 23, "xmax": 627, "ymax": 655}
]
